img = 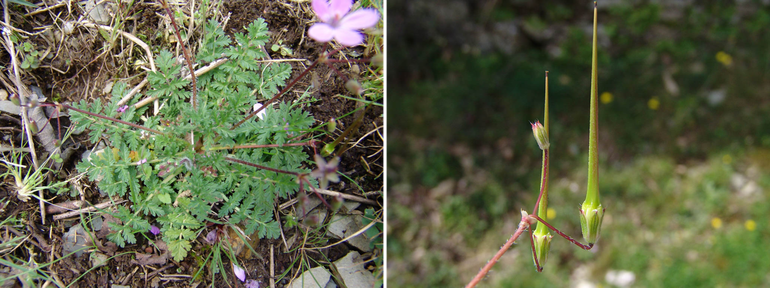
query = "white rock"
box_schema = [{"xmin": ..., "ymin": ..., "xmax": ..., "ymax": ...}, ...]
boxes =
[
  {"xmin": 605, "ymin": 270, "xmax": 635, "ymax": 287},
  {"xmin": 328, "ymin": 215, "xmax": 372, "ymax": 252},
  {"xmin": 334, "ymin": 251, "xmax": 375, "ymax": 288},
  {"xmin": 288, "ymin": 266, "xmax": 331, "ymax": 288},
  {"xmin": 253, "ymin": 103, "xmax": 268, "ymax": 120}
]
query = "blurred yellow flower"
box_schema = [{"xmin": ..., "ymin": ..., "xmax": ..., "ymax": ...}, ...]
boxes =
[
  {"xmin": 711, "ymin": 217, "xmax": 722, "ymax": 229},
  {"xmin": 722, "ymin": 154, "xmax": 732, "ymax": 165},
  {"xmin": 716, "ymin": 51, "xmax": 733, "ymax": 66},
  {"xmin": 745, "ymin": 220, "xmax": 756, "ymax": 231},
  {"xmin": 648, "ymin": 97, "xmax": 660, "ymax": 110},
  {"xmin": 600, "ymin": 92, "xmax": 613, "ymax": 104},
  {"xmin": 547, "ymin": 208, "xmax": 556, "ymax": 220}
]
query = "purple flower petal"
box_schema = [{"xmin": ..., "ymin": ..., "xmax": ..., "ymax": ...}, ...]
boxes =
[
  {"xmin": 333, "ymin": 29, "xmax": 364, "ymax": 47},
  {"xmin": 327, "ymin": 173, "xmax": 340, "ymax": 183},
  {"xmin": 329, "ymin": 0, "xmax": 352, "ymax": 18},
  {"xmin": 150, "ymin": 225, "xmax": 160, "ymax": 235},
  {"xmin": 205, "ymin": 230, "xmax": 218, "ymax": 244},
  {"xmin": 339, "ymin": 9, "xmax": 380, "ymax": 30},
  {"xmin": 327, "ymin": 156, "xmax": 340, "ymax": 167},
  {"xmin": 244, "ymin": 280, "xmax": 261, "ymax": 288},
  {"xmin": 308, "ymin": 23, "xmax": 335, "ymax": 42},
  {"xmin": 233, "ymin": 263, "xmax": 246, "ymax": 282},
  {"xmin": 312, "ymin": 0, "xmax": 332, "ymax": 22}
]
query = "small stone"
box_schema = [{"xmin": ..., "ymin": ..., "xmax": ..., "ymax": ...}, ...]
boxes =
[
  {"xmin": 287, "ymin": 266, "xmax": 331, "ymax": 288},
  {"xmin": 90, "ymin": 252, "xmax": 109, "ymax": 268},
  {"xmin": 334, "ymin": 251, "xmax": 375, "ymax": 288}
]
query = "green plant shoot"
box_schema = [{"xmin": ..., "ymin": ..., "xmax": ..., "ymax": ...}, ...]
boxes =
[
  {"xmin": 579, "ymin": 2, "xmax": 605, "ymax": 245},
  {"xmin": 531, "ymin": 72, "xmax": 553, "ymax": 270}
]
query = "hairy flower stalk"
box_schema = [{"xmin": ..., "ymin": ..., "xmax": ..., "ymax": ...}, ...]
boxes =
[
  {"xmin": 580, "ymin": 2, "xmax": 605, "ymax": 245},
  {"xmin": 530, "ymin": 72, "xmax": 553, "ymax": 270}
]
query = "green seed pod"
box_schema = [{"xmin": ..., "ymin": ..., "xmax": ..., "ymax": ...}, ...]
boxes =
[{"xmin": 580, "ymin": 1, "xmax": 604, "ymax": 246}]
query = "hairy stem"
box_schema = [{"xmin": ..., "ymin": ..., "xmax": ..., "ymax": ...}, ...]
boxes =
[
  {"xmin": 224, "ymin": 157, "xmax": 300, "ymax": 176},
  {"xmin": 61, "ymin": 104, "xmax": 168, "ymax": 137},
  {"xmin": 530, "ymin": 215, "xmax": 593, "ymax": 250},
  {"xmin": 231, "ymin": 48, "xmax": 343, "ymax": 129},
  {"xmin": 465, "ymin": 220, "xmax": 529, "ymax": 288},
  {"xmin": 161, "ymin": 0, "xmax": 197, "ymax": 110},
  {"xmin": 207, "ymin": 141, "xmax": 315, "ymax": 151},
  {"xmin": 534, "ymin": 71, "xmax": 550, "ymax": 236}
]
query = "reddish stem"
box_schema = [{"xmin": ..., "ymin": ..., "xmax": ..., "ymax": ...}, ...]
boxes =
[
  {"xmin": 62, "ymin": 104, "xmax": 168, "ymax": 137},
  {"xmin": 529, "ymin": 214, "xmax": 594, "ymax": 250},
  {"xmin": 325, "ymin": 59, "xmax": 372, "ymax": 63},
  {"xmin": 300, "ymin": 177, "xmax": 333, "ymax": 211},
  {"xmin": 232, "ymin": 48, "xmax": 343, "ymax": 130},
  {"xmin": 324, "ymin": 61, "xmax": 349, "ymax": 82},
  {"xmin": 224, "ymin": 157, "xmax": 300, "ymax": 176},
  {"xmin": 465, "ymin": 220, "xmax": 530, "ymax": 288},
  {"xmin": 531, "ymin": 149, "xmax": 549, "ymax": 213},
  {"xmin": 211, "ymin": 141, "xmax": 314, "ymax": 151},
  {"xmin": 529, "ymin": 228, "xmax": 543, "ymax": 272},
  {"xmin": 161, "ymin": 0, "xmax": 197, "ymax": 110}
]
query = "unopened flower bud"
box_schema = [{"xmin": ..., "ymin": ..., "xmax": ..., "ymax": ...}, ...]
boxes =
[
  {"xmin": 10, "ymin": 93, "xmax": 20, "ymax": 106},
  {"xmin": 531, "ymin": 121, "xmax": 549, "ymax": 150},
  {"xmin": 579, "ymin": 203, "xmax": 605, "ymax": 245},
  {"xmin": 304, "ymin": 214, "xmax": 321, "ymax": 226},
  {"xmin": 321, "ymin": 143, "xmax": 335, "ymax": 157},
  {"xmin": 29, "ymin": 120, "xmax": 38, "ymax": 133},
  {"xmin": 370, "ymin": 54, "xmax": 383, "ymax": 67},
  {"xmin": 532, "ymin": 231, "xmax": 553, "ymax": 269},
  {"xmin": 331, "ymin": 194, "xmax": 344, "ymax": 212},
  {"xmin": 327, "ymin": 118, "xmax": 337, "ymax": 132},
  {"xmin": 345, "ymin": 79, "xmax": 363, "ymax": 96}
]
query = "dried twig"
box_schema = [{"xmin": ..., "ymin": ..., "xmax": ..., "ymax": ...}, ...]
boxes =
[
  {"xmin": 52, "ymin": 200, "xmax": 127, "ymax": 221},
  {"xmin": 2, "ymin": 1, "xmax": 44, "ymax": 222},
  {"xmin": 270, "ymin": 244, "xmax": 276, "ymax": 288},
  {"xmin": 132, "ymin": 58, "xmax": 228, "ymax": 110},
  {"xmin": 279, "ymin": 188, "xmax": 378, "ymax": 210}
]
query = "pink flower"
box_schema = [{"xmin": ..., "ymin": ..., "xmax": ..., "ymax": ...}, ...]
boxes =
[
  {"xmin": 205, "ymin": 230, "xmax": 218, "ymax": 244},
  {"xmin": 245, "ymin": 280, "xmax": 260, "ymax": 288},
  {"xmin": 310, "ymin": 154, "xmax": 340, "ymax": 190},
  {"xmin": 149, "ymin": 225, "xmax": 160, "ymax": 235},
  {"xmin": 308, "ymin": 0, "xmax": 379, "ymax": 46},
  {"xmin": 232, "ymin": 263, "xmax": 246, "ymax": 282}
]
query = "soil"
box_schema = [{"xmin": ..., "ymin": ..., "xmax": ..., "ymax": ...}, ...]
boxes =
[{"xmin": 0, "ymin": 0, "xmax": 382, "ymax": 287}]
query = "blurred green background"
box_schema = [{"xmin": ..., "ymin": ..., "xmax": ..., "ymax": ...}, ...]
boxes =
[{"xmin": 386, "ymin": 0, "xmax": 770, "ymax": 287}]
